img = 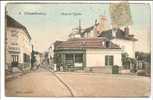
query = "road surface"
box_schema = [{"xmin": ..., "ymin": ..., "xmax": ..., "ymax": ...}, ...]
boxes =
[{"xmin": 5, "ymin": 67, "xmax": 150, "ymax": 97}]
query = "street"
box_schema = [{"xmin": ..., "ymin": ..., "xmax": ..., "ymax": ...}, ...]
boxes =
[{"xmin": 5, "ymin": 67, "xmax": 150, "ymax": 97}]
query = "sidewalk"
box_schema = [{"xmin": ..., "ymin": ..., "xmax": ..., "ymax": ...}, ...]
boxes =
[
  {"xmin": 5, "ymin": 67, "xmax": 31, "ymax": 81},
  {"xmin": 5, "ymin": 72, "xmax": 23, "ymax": 81}
]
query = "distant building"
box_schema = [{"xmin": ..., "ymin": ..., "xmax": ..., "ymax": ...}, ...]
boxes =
[
  {"xmin": 48, "ymin": 44, "xmax": 54, "ymax": 66},
  {"xmin": 69, "ymin": 16, "xmax": 109, "ymax": 39},
  {"xmin": 5, "ymin": 15, "xmax": 32, "ymax": 70},
  {"xmin": 81, "ymin": 23, "xmax": 99, "ymax": 38},
  {"xmin": 98, "ymin": 27, "xmax": 137, "ymax": 58},
  {"xmin": 34, "ymin": 51, "xmax": 43, "ymax": 66},
  {"xmin": 54, "ymin": 37, "xmax": 122, "ymax": 71}
]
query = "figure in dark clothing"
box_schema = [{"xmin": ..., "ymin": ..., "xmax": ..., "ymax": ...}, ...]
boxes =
[{"xmin": 47, "ymin": 58, "xmax": 49, "ymax": 65}]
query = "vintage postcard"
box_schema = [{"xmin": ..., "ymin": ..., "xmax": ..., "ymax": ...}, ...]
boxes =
[{"xmin": 1, "ymin": 0, "xmax": 152, "ymax": 98}]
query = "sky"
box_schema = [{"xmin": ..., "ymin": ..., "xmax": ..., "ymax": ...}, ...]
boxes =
[{"xmin": 6, "ymin": 3, "xmax": 151, "ymax": 53}]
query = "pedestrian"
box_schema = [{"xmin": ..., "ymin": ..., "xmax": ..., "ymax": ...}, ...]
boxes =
[
  {"xmin": 54, "ymin": 64, "xmax": 57, "ymax": 71},
  {"xmin": 36, "ymin": 61, "xmax": 40, "ymax": 70},
  {"xmin": 60, "ymin": 64, "xmax": 63, "ymax": 71},
  {"xmin": 37, "ymin": 64, "xmax": 40, "ymax": 69}
]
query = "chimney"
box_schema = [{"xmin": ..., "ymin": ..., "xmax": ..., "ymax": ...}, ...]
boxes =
[
  {"xmin": 102, "ymin": 41, "xmax": 105, "ymax": 47},
  {"xmin": 124, "ymin": 26, "xmax": 129, "ymax": 37},
  {"xmin": 112, "ymin": 28, "xmax": 117, "ymax": 38},
  {"xmin": 95, "ymin": 19, "xmax": 97, "ymax": 25},
  {"xmin": 102, "ymin": 40, "xmax": 111, "ymax": 48}
]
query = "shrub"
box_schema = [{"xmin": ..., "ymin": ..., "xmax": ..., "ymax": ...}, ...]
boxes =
[{"xmin": 136, "ymin": 70, "xmax": 146, "ymax": 76}]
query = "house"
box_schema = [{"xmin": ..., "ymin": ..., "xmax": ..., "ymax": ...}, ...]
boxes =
[
  {"xmin": 98, "ymin": 27, "xmax": 137, "ymax": 58},
  {"xmin": 5, "ymin": 15, "xmax": 32, "ymax": 71},
  {"xmin": 54, "ymin": 37, "xmax": 122, "ymax": 71},
  {"xmin": 68, "ymin": 15, "xmax": 137, "ymax": 59},
  {"xmin": 48, "ymin": 44, "xmax": 54, "ymax": 67},
  {"xmin": 80, "ymin": 24, "xmax": 137, "ymax": 59},
  {"xmin": 81, "ymin": 23, "xmax": 99, "ymax": 38},
  {"xmin": 76, "ymin": 15, "xmax": 110, "ymax": 38},
  {"xmin": 34, "ymin": 51, "xmax": 43, "ymax": 66}
]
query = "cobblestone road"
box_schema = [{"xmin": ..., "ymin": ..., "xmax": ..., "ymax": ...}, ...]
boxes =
[{"xmin": 5, "ymin": 67, "xmax": 150, "ymax": 97}]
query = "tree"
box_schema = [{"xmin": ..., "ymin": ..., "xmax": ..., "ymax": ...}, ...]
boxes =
[
  {"xmin": 135, "ymin": 51, "xmax": 151, "ymax": 62},
  {"xmin": 121, "ymin": 53, "xmax": 129, "ymax": 69}
]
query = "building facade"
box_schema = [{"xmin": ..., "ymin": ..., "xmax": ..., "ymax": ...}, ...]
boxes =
[
  {"xmin": 5, "ymin": 15, "xmax": 32, "ymax": 70},
  {"xmin": 99, "ymin": 27, "xmax": 137, "ymax": 58},
  {"xmin": 54, "ymin": 37, "xmax": 122, "ymax": 71}
]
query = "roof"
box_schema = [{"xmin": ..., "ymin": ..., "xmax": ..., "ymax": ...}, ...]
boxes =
[
  {"xmin": 6, "ymin": 15, "xmax": 31, "ymax": 40},
  {"xmin": 55, "ymin": 37, "xmax": 120, "ymax": 50},
  {"xmin": 54, "ymin": 41, "xmax": 63, "ymax": 48},
  {"xmin": 98, "ymin": 28, "xmax": 137, "ymax": 41}
]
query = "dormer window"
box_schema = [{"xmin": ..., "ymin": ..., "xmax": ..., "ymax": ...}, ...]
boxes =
[
  {"xmin": 106, "ymin": 40, "xmax": 111, "ymax": 48},
  {"xmin": 102, "ymin": 40, "xmax": 111, "ymax": 48},
  {"xmin": 106, "ymin": 41, "xmax": 110, "ymax": 48}
]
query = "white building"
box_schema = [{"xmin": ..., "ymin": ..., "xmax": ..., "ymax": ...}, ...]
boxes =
[
  {"xmin": 78, "ymin": 20, "xmax": 137, "ymax": 59},
  {"xmin": 5, "ymin": 15, "xmax": 32, "ymax": 70},
  {"xmin": 99, "ymin": 27, "xmax": 137, "ymax": 58},
  {"xmin": 54, "ymin": 37, "xmax": 122, "ymax": 71},
  {"xmin": 86, "ymin": 49, "xmax": 122, "ymax": 67}
]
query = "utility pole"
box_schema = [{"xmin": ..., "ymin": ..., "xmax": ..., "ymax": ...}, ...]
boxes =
[
  {"xmin": 79, "ymin": 19, "xmax": 83, "ymax": 37},
  {"xmin": 79, "ymin": 19, "xmax": 81, "ymax": 34},
  {"xmin": 31, "ymin": 45, "xmax": 35, "ymax": 70}
]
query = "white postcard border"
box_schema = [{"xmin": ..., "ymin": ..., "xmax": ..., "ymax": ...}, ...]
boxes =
[{"xmin": 1, "ymin": 1, "xmax": 153, "ymax": 100}]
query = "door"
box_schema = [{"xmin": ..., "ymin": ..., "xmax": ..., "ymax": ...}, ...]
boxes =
[{"xmin": 11, "ymin": 55, "xmax": 19, "ymax": 67}]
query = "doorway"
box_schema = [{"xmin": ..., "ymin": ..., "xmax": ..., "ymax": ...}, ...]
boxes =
[{"xmin": 11, "ymin": 55, "xmax": 19, "ymax": 67}]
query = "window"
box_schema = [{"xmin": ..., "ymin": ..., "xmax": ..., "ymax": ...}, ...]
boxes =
[
  {"xmin": 105, "ymin": 55, "xmax": 114, "ymax": 66},
  {"xmin": 75, "ymin": 54, "xmax": 83, "ymax": 63},
  {"xmin": 11, "ymin": 55, "xmax": 19, "ymax": 62},
  {"xmin": 11, "ymin": 55, "xmax": 19, "ymax": 67},
  {"xmin": 65, "ymin": 54, "xmax": 73, "ymax": 65},
  {"xmin": 106, "ymin": 41, "xmax": 111, "ymax": 48},
  {"xmin": 65, "ymin": 54, "xmax": 73, "ymax": 60},
  {"xmin": 24, "ymin": 53, "xmax": 27, "ymax": 62},
  {"xmin": 23, "ymin": 53, "xmax": 30, "ymax": 63},
  {"xmin": 11, "ymin": 30, "xmax": 18, "ymax": 37},
  {"xmin": 11, "ymin": 43, "xmax": 18, "ymax": 45}
]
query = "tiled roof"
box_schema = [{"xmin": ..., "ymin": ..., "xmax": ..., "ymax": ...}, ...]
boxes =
[
  {"xmin": 55, "ymin": 37, "xmax": 120, "ymax": 49},
  {"xmin": 98, "ymin": 28, "xmax": 137, "ymax": 41},
  {"xmin": 6, "ymin": 15, "xmax": 31, "ymax": 40}
]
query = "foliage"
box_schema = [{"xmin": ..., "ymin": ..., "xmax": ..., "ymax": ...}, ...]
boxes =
[
  {"xmin": 121, "ymin": 53, "xmax": 130, "ymax": 68},
  {"xmin": 137, "ymin": 70, "xmax": 146, "ymax": 76},
  {"xmin": 109, "ymin": 2, "xmax": 132, "ymax": 27},
  {"xmin": 18, "ymin": 63, "xmax": 31, "ymax": 72},
  {"xmin": 135, "ymin": 52, "xmax": 151, "ymax": 63},
  {"xmin": 121, "ymin": 53, "xmax": 136, "ymax": 69}
]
